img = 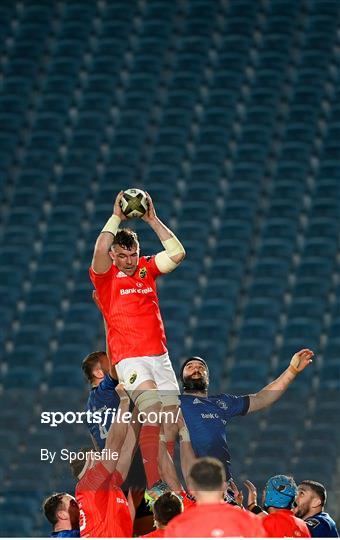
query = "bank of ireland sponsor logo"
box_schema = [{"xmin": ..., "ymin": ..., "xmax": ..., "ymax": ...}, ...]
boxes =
[
  {"xmin": 201, "ymin": 412, "xmax": 219, "ymax": 419},
  {"xmin": 120, "ymin": 286, "xmax": 153, "ymax": 295}
]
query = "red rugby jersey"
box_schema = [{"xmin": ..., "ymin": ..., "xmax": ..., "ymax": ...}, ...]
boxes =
[
  {"xmin": 89, "ymin": 256, "xmax": 167, "ymax": 364},
  {"xmin": 142, "ymin": 529, "xmax": 165, "ymax": 537},
  {"xmin": 76, "ymin": 462, "xmax": 132, "ymax": 538},
  {"xmin": 164, "ymin": 502, "xmax": 266, "ymax": 537},
  {"xmin": 262, "ymin": 509, "xmax": 311, "ymax": 537},
  {"xmin": 179, "ymin": 490, "xmax": 196, "ymax": 511}
]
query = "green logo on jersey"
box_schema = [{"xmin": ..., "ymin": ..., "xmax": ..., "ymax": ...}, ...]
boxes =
[
  {"xmin": 129, "ymin": 371, "xmax": 137, "ymax": 384},
  {"xmin": 139, "ymin": 267, "xmax": 147, "ymax": 278}
]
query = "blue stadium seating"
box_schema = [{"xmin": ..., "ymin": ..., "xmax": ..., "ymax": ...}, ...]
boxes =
[{"xmin": 1, "ymin": 0, "xmax": 340, "ymax": 534}]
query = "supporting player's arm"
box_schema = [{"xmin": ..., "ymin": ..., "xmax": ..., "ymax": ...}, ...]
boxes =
[
  {"xmin": 91, "ymin": 191, "xmax": 126, "ymax": 274},
  {"xmin": 177, "ymin": 412, "xmax": 196, "ymax": 483},
  {"xmin": 115, "ymin": 406, "xmax": 141, "ymax": 482},
  {"xmin": 159, "ymin": 428, "xmax": 183, "ymax": 492},
  {"xmin": 243, "ymin": 480, "xmax": 267, "ymax": 516},
  {"xmin": 90, "ymin": 433, "xmax": 100, "ymax": 452},
  {"xmin": 247, "ymin": 348, "xmax": 314, "ymax": 413},
  {"xmin": 158, "ymin": 413, "xmax": 196, "ymax": 492},
  {"xmin": 142, "ymin": 192, "xmax": 185, "ymax": 272},
  {"xmin": 101, "ymin": 383, "xmax": 130, "ymax": 473}
]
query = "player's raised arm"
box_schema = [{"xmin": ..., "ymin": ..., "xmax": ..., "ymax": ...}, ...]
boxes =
[
  {"xmin": 177, "ymin": 412, "xmax": 196, "ymax": 483},
  {"xmin": 91, "ymin": 191, "xmax": 126, "ymax": 274},
  {"xmin": 142, "ymin": 192, "xmax": 185, "ymax": 273},
  {"xmin": 244, "ymin": 479, "xmax": 266, "ymax": 515},
  {"xmin": 247, "ymin": 348, "xmax": 314, "ymax": 413},
  {"xmin": 158, "ymin": 426, "xmax": 183, "ymax": 493},
  {"xmin": 101, "ymin": 383, "xmax": 130, "ymax": 472},
  {"xmin": 155, "ymin": 414, "xmax": 196, "ymax": 497}
]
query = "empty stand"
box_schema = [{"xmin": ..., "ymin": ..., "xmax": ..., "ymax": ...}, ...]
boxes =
[{"xmin": 1, "ymin": 0, "xmax": 340, "ymax": 534}]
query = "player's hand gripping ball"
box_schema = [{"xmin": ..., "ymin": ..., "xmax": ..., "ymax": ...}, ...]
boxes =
[{"xmin": 120, "ymin": 188, "xmax": 148, "ymax": 219}]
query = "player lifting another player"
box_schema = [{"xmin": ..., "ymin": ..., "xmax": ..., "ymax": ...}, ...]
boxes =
[{"xmin": 90, "ymin": 190, "xmax": 185, "ymax": 491}]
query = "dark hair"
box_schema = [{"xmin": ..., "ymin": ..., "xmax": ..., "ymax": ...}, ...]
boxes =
[
  {"xmin": 112, "ymin": 228, "xmax": 139, "ymax": 250},
  {"xmin": 82, "ymin": 351, "xmax": 106, "ymax": 383},
  {"xmin": 153, "ymin": 492, "xmax": 183, "ymax": 526},
  {"xmin": 69, "ymin": 447, "xmax": 93, "ymax": 479},
  {"xmin": 179, "ymin": 356, "xmax": 209, "ymax": 383},
  {"xmin": 43, "ymin": 492, "xmax": 67, "ymax": 525},
  {"xmin": 300, "ymin": 480, "xmax": 327, "ymax": 507},
  {"xmin": 189, "ymin": 457, "xmax": 226, "ymax": 491}
]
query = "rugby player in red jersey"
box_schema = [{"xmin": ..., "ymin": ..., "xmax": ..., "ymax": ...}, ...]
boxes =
[
  {"xmin": 71, "ymin": 383, "xmax": 134, "ymax": 538},
  {"xmin": 141, "ymin": 492, "xmax": 183, "ymax": 538},
  {"xmin": 164, "ymin": 457, "xmax": 265, "ymax": 538},
  {"xmin": 90, "ymin": 191, "xmax": 185, "ymax": 490},
  {"xmin": 245, "ymin": 476, "xmax": 310, "ymax": 537}
]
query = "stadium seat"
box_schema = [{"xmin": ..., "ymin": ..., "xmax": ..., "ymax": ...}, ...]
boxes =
[
  {"xmin": 5, "ymin": 346, "xmax": 47, "ymax": 369},
  {"xmin": 233, "ymin": 339, "xmax": 274, "ymax": 363},
  {"xmin": 288, "ymin": 298, "xmax": 325, "ymax": 321},
  {"xmin": 0, "ymin": 516, "xmax": 33, "ymax": 537},
  {"xmin": 2, "ymin": 367, "xmax": 42, "ymax": 389},
  {"xmin": 48, "ymin": 366, "xmax": 85, "ymax": 388},
  {"xmin": 1, "ymin": 1, "xmax": 340, "ymax": 532}
]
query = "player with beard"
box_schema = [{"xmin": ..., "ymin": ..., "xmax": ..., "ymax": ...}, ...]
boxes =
[
  {"xmin": 244, "ymin": 475, "xmax": 311, "ymax": 537},
  {"xmin": 294, "ymin": 481, "xmax": 339, "ymax": 537},
  {"xmin": 179, "ymin": 349, "xmax": 314, "ymax": 480}
]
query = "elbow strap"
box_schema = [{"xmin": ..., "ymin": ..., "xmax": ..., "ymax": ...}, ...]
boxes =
[
  {"xmin": 162, "ymin": 236, "xmax": 185, "ymax": 257},
  {"xmin": 155, "ymin": 235, "xmax": 185, "ymax": 273},
  {"xmin": 155, "ymin": 252, "xmax": 178, "ymax": 273}
]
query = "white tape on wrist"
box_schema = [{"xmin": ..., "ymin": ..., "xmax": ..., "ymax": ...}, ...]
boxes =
[
  {"xmin": 179, "ymin": 426, "xmax": 190, "ymax": 442},
  {"xmin": 101, "ymin": 215, "xmax": 121, "ymax": 236}
]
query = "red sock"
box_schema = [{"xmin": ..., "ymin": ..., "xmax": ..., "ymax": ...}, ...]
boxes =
[
  {"xmin": 166, "ymin": 440, "xmax": 175, "ymax": 458},
  {"xmin": 139, "ymin": 424, "xmax": 161, "ymax": 488}
]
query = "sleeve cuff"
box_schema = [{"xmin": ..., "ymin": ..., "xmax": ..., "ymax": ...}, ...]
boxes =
[{"xmin": 242, "ymin": 395, "xmax": 250, "ymax": 415}]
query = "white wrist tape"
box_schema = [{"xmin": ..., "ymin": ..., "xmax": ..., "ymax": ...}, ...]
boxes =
[
  {"xmin": 101, "ymin": 215, "xmax": 121, "ymax": 236},
  {"xmin": 289, "ymin": 354, "xmax": 302, "ymax": 375},
  {"xmin": 155, "ymin": 236, "xmax": 185, "ymax": 274},
  {"xmin": 179, "ymin": 426, "xmax": 191, "ymax": 442}
]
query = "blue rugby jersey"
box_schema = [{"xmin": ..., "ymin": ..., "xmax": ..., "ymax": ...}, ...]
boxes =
[
  {"xmin": 51, "ymin": 529, "xmax": 80, "ymax": 537},
  {"xmin": 85, "ymin": 374, "xmax": 119, "ymax": 450},
  {"xmin": 305, "ymin": 512, "xmax": 339, "ymax": 538},
  {"xmin": 180, "ymin": 393, "xmax": 249, "ymax": 479}
]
